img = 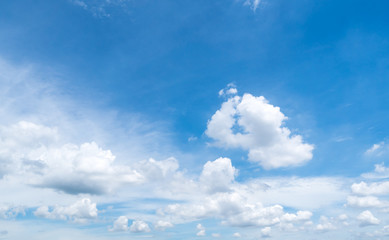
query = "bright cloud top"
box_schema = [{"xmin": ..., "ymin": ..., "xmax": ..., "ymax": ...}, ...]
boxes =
[{"xmin": 206, "ymin": 92, "xmax": 314, "ymax": 169}]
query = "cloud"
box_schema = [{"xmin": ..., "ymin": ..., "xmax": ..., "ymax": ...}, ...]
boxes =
[
  {"xmin": 365, "ymin": 142, "xmax": 385, "ymax": 155},
  {"xmin": 0, "ymin": 121, "xmax": 144, "ymax": 195},
  {"xmin": 206, "ymin": 93, "xmax": 313, "ymax": 169},
  {"xmin": 69, "ymin": 0, "xmax": 131, "ymax": 17},
  {"xmin": 357, "ymin": 210, "xmax": 380, "ymax": 227},
  {"xmin": 109, "ymin": 216, "xmax": 129, "ymax": 232},
  {"xmin": 200, "ymin": 157, "xmax": 237, "ymax": 193},
  {"xmin": 280, "ymin": 211, "xmax": 312, "ymax": 222},
  {"xmin": 34, "ymin": 198, "xmax": 98, "ymax": 223},
  {"xmin": 196, "ymin": 223, "xmax": 206, "ymax": 236},
  {"xmin": 338, "ymin": 214, "xmax": 348, "ymax": 221},
  {"xmin": 212, "ymin": 233, "xmax": 221, "ymax": 237},
  {"xmin": 316, "ymin": 216, "xmax": 336, "ymax": 232},
  {"xmin": 135, "ymin": 157, "xmax": 179, "ymax": 182},
  {"xmin": 0, "ymin": 205, "xmax": 25, "ymax": 219},
  {"xmin": 261, "ymin": 226, "xmax": 271, "ymax": 237},
  {"xmin": 130, "ymin": 220, "xmax": 151, "ymax": 233},
  {"xmin": 233, "ymin": 232, "xmax": 241, "ymax": 237},
  {"xmin": 154, "ymin": 220, "xmax": 174, "ymax": 231},
  {"xmin": 244, "ymin": 0, "xmax": 262, "ymax": 11},
  {"xmin": 362, "ymin": 163, "xmax": 389, "ymax": 179},
  {"xmin": 162, "ymin": 190, "xmax": 313, "ymax": 228},
  {"xmin": 347, "ymin": 196, "xmax": 386, "ymax": 208},
  {"xmin": 351, "ymin": 181, "xmax": 389, "ymax": 196},
  {"xmin": 219, "ymin": 84, "xmax": 238, "ymax": 97}
]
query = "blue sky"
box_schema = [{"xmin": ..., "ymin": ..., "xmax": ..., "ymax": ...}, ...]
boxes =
[{"xmin": 1, "ymin": 0, "xmax": 389, "ymax": 239}]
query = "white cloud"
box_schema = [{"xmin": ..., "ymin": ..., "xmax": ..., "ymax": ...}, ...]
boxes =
[
  {"xmin": 130, "ymin": 220, "xmax": 151, "ymax": 233},
  {"xmin": 316, "ymin": 216, "xmax": 336, "ymax": 232},
  {"xmin": 261, "ymin": 226, "xmax": 271, "ymax": 237},
  {"xmin": 154, "ymin": 220, "xmax": 174, "ymax": 230},
  {"xmin": 347, "ymin": 195, "xmax": 386, "ymax": 208},
  {"xmin": 34, "ymin": 198, "xmax": 98, "ymax": 223},
  {"xmin": 357, "ymin": 210, "xmax": 380, "ymax": 227},
  {"xmin": 200, "ymin": 157, "xmax": 237, "ymax": 193},
  {"xmin": 196, "ymin": 223, "xmax": 206, "ymax": 236},
  {"xmin": 162, "ymin": 188, "xmax": 313, "ymax": 229},
  {"xmin": 227, "ymin": 88, "xmax": 238, "ymax": 95},
  {"xmin": 362, "ymin": 163, "xmax": 389, "ymax": 179},
  {"xmin": 212, "ymin": 233, "xmax": 221, "ymax": 237},
  {"xmin": 135, "ymin": 157, "xmax": 179, "ymax": 182},
  {"xmin": 109, "ymin": 216, "xmax": 129, "ymax": 232},
  {"xmin": 70, "ymin": 0, "xmax": 131, "ymax": 17},
  {"xmin": 365, "ymin": 142, "xmax": 385, "ymax": 155},
  {"xmin": 0, "ymin": 205, "xmax": 25, "ymax": 219},
  {"xmin": 233, "ymin": 232, "xmax": 241, "ymax": 237},
  {"xmin": 281, "ymin": 211, "xmax": 312, "ymax": 222},
  {"xmin": 351, "ymin": 181, "xmax": 389, "ymax": 196},
  {"xmin": 219, "ymin": 84, "xmax": 238, "ymax": 97},
  {"xmin": 206, "ymin": 93, "xmax": 313, "ymax": 169},
  {"xmin": 0, "ymin": 121, "xmax": 145, "ymax": 195},
  {"xmin": 338, "ymin": 214, "xmax": 348, "ymax": 221}
]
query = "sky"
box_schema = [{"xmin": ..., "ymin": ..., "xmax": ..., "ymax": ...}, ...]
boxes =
[{"xmin": 1, "ymin": 0, "xmax": 389, "ymax": 239}]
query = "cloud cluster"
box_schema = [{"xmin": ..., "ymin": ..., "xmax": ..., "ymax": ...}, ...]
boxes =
[
  {"xmin": 206, "ymin": 93, "xmax": 313, "ymax": 169},
  {"xmin": 347, "ymin": 163, "xmax": 389, "ymax": 211},
  {"xmin": 0, "ymin": 121, "xmax": 144, "ymax": 195},
  {"xmin": 34, "ymin": 198, "xmax": 98, "ymax": 223},
  {"xmin": 109, "ymin": 216, "xmax": 151, "ymax": 233}
]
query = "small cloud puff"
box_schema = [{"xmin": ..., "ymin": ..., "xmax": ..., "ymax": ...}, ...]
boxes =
[
  {"xmin": 365, "ymin": 142, "xmax": 385, "ymax": 155},
  {"xmin": 219, "ymin": 83, "xmax": 238, "ymax": 97},
  {"xmin": 155, "ymin": 220, "xmax": 174, "ymax": 231},
  {"xmin": 196, "ymin": 223, "xmax": 206, "ymax": 236}
]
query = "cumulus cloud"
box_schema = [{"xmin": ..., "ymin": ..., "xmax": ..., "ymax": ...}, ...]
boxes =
[
  {"xmin": 347, "ymin": 196, "xmax": 386, "ymax": 208},
  {"xmin": 154, "ymin": 220, "xmax": 174, "ymax": 230},
  {"xmin": 161, "ymin": 190, "xmax": 312, "ymax": 228},
  {"xmin": 135, "ymin": 157, "xmax": 179, "ymax": 182},
  {"xmin": 357, "ymin": 210, "xmax": 380, "ymax": 227},
  {"xmin": 0, "ymin": 121, "xmax": 144, "ymax": 195},
  {"xmin": 34, "ymin": 198, "xmax": 97, "ymax": 223},
  {"xmin": 200, "ymin": 157, "xmax": 237, "ymax": 193},
  {"xmin": 130, "ymin": 220, "xmax": 151, "ymax": 233},
  {"xmin": 280, "ymin": 211, "xmax": 312, "ymax": 222},
  {"xmin": 109, "ymin": 216, "xmax": 129, "ymax": 232},
  {"xmin": 351, "ymin": 181, "xmax": 389, "ymax": 196},
  {"xmin": 233, "ymin": 232, "xmax": 241, "ymax": 237},
  {"xmin": 206, "ymin": 93, "xmax": 313, "ymax": 169},
  {"xmin": 362, "ymin": 163, "xmax": 389, "ymax": 179},
  {"xmin": 316, "ymin": 216, "xmax": 336, "ymax": 232}
]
